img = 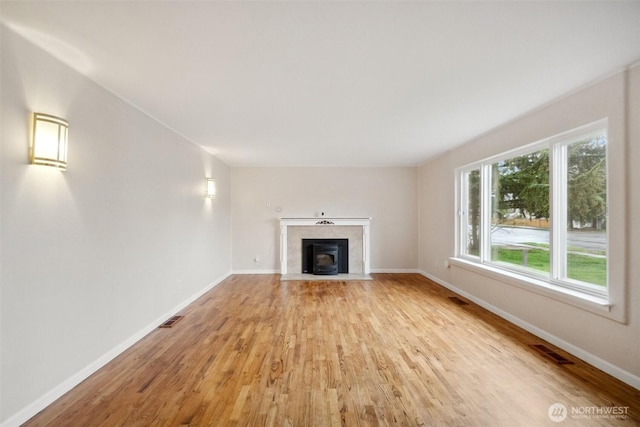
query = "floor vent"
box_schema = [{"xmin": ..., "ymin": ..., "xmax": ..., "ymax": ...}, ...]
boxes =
[
  {"xmin": 159, "ymin": 315, "xmax": 184, "ymax": 328},
  {"xmin": 530, "ymin": 344, "xmax": 574, "ymax": 364},
  {"xmin": 448, "ymin": 296, "xmax": 469, "ymax": 305}
]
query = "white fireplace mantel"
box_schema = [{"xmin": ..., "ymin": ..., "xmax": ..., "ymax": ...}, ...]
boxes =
[{"xmin": 279, "ymin": 217, "xmax": 371, "ymax": 275}]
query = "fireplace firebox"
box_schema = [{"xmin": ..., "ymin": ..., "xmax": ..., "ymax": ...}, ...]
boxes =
[
  {"xmin": 302, "ymin": 239, "xmax": 349, "ymax": 275},
  {"xmin": 313, "ymin": 244, "xmax": 339, "ymax": 275}
]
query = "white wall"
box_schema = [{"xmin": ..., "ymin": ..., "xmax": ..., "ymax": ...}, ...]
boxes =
[
  {"xmin": 0, "ymin": 26, "xmax": 232, "ymax": 425},
  {"xmin": 231, "ymin": 167, "xmax": 418, "ymax": 273},
  {"xmin": 419, "ymin": 66, "xmax": 640, "ymax": 385}
]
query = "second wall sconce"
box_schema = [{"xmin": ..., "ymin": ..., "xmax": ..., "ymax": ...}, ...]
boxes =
[
  {"xmin": 205, "ymin": 177, "xmax": 216, "ymax": 199},
  {"xmin": 30, "ymin": 112, "xmax": 68, "ymax": 170}
]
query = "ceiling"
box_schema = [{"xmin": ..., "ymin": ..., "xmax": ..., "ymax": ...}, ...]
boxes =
[{"xmin": 2, "ymin": 1, "xmax": 639, "ymax": 167}]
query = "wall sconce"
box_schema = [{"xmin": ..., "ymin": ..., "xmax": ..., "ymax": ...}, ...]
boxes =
[
  {"xmin": 30, "ymin": 112, "xmax": 68, "ymax": 170},
  {"xmin": 205, "ymin": 178, "xmax": 216, "ymax": 199}
]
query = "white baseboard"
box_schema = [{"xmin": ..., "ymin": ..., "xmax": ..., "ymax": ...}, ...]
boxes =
[
  {"xmin": 370, "ymin": 268, "xmax": 421, "ymax": 273},
  {"xmin": 418, "ymin": 270, "xmax": 640, "ymax": 391},
  {"xmin": 1, "ymin": 271, "xmax": 232, "ymax": 427},
  {"xmin": 231, "ymin": 269, "xmax": 279, "ymax": 275},
  {"xmin": 231, "ymin": 269, "xmax": 425, "ymax": 277}
]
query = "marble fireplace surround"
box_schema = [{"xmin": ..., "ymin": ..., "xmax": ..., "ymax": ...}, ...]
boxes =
[{"xmin": 279, "ymin": 217, "xmax": 371, "ymax": 278}]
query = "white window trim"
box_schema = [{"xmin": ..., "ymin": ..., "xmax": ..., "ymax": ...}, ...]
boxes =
[
  {"xmin": 449, "ymin": 257, "xmax": 611, "ymax": 312},
  {"xmin": 453, "ymin": 119, "xmax": 624, "ymax": 319}
]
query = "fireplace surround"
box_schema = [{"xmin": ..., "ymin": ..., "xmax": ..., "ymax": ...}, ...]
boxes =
[{"xmin": 279, "ymin": 217, "xmax": 371, "ymax": 276}]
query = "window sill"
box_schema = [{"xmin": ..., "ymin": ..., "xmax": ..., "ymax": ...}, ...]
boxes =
[{"xmin": 449, "ymin": 257, "xmax": 612, "ymax": 315}]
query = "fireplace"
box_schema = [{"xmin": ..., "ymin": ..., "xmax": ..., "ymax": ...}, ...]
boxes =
[
  {"xmin": 279, "ymin": 217, "xmax": 371, "ymax": 276},
  {"xmin": 302, "ymin": 239, "xmax": 349, "ymax": 275}
]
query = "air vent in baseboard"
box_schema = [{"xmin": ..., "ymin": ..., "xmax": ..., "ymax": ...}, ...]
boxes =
[
  {"xmin": 159, "ymin": 315, "xmax": 184, "ymax": 328},
  {"xmin": 448, "ymin": 296, "xmax": 469, "ymax": 305},
  {"xmin": 530, "ymin": 344, "xmax": 574, "ymax": 364}
]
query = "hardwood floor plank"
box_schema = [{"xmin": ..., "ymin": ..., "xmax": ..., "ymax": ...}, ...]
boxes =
[{"xmin": 23, "ymin": 274, "xmax": 640, "ymax": 426}]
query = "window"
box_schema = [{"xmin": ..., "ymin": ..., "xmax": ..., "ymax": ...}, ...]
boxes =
[{"xmin": 457, "ymin": 120, "xmax": 608, "ymax": 298}]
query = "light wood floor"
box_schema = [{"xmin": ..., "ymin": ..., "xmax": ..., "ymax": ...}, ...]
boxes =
[{"xmin": 25, "ymin": 274, "xmax": 639, "ymax": 426}]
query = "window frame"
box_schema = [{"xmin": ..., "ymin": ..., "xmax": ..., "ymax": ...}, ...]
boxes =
[{"xmin": 454, "ymin": 119, "xmax": 612, "ymax": 306}]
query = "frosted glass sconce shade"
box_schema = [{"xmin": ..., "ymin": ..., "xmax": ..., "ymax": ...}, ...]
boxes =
[
  {"xmin": 31, "ymin": 113, "xmax": 68, "ymax": 170},
  {"xmin": 205, "ymin": 178, "xmax": 216, "ymax": 199}
]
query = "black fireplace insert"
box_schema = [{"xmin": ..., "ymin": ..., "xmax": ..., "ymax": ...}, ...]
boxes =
[{"xmin": 302, "ymin": 238, "xmax": 349, "ymax": 275}]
